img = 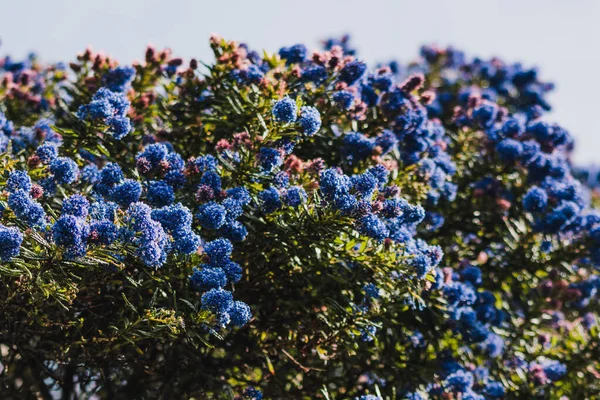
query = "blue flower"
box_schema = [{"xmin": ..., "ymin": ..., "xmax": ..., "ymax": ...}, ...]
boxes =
[
  {"xmin": 298, "ymin": 106, "xmax": 321, "ymax": 136},
  {"xmin": 381, "ymin": 199, "xmax": 404, "ymax": 218},
  {"xmin": 198, "ymin": 202, "xmax": 227, "ymax": 229},
  {"xmin": 103, "ymin": 66, "xmax": 136, "ymax": 92},
  {"xmin": 112, "ymin": 179, "xmax": 142, "ymax": 208},
  {"xmin": 320, "ymin": 168, "xmax": 352, "ymax": 200},
  {"xmin": 540, "ymin": 359, "xmax": 567, "ymax": 381},
  {"xmin": 543, "ymin": 201, "xmax": 579, "ymax": 232},
  {"xmin": 107, "ymin": 116, "xmax": 132, "ymax": 140},
  {"xmin": 220, "ymin": 220, "xmax": 248, "ymax": 242},
  {"xmin": 231, "ymin": 65, "xmax": 264, "ymax": 85},
  {"xmin": 221, "ymin": 260, "xmax": 242, "ymax": 283},
  {"xmin": 244, "ymin": 387, "xmax": 263, "ymax": 400},
  {"xmin": 89, "ymin": 220, "xmax": 118, "ymax": 245},
  {"xmin": 301, "ymin": 64, "xmax": 328, "ymax": 84},
  {"xmin": 522, "ymin": 186, "xmax": 548, "ymax": 212},
  {"xmin": 222, "ymin": 197, "xmax": 244, "ymax": 219},
  {"xmin": 226, "ymin": 187, "xmax": 251, "ymax": 205},
  {"xmin": 355, "ymin": 395, "xmax": 381, "ymax": 400},
  {"xmin": 374, "ymin": 130, "xmax": 398, "ymax": 155},
  {"xmin": 279, "ymin": 44, "xmax": 307, "ymax": 64},
  {"xmin": 334, "ymin": 194, "xmax": 358, "ymax": 214},
  {"xmin": 444, "ymin": 369, "xmax": 474, "ymax": 393},
  {"xmin": 195, "ymin": 155, "xmax": 218, "ymax": 172},
  {"xmin": 172, "ymin": 229, "xmax": 201, "ymax": 255},
  {"xmin": 356, "ymin": 214, "xmax": 389, "ymax": 240},
  {"xmin": 443, "ymin": 282, "xmax": 477, "ymax": 307},
  {"xmin": 77, "ymin": 87, "xmax": 131, "ymax": 139},
  {"xmin": 229, "ymin": 301, "xmax": 252, "ymax": 327},
  {"xmin": 424, "ymin": 212, "xmax": 445, "ymax": 231},
  {"xmin": 52, "ymin": 215, "xmax": 89, "ymax": 258},
  {"xmin": 136, "ymin": 143, "xmax": 169, "ymax": 168},
  {"xmin": 460, "ymin": 266, "xmax": 482, "ymax": 286},
  {"xmin": 282, "ymin": 186, "xmax": 306, "ymax": 207},
  {"xmin": 0, "ymin": 224, "xmax": 23, "ymax": 261},
  {"xmin": 90, "ymin": 200, "xmax": 118, "ymax": 222},
  {"xmin": 442, "ymin": 182, "xmax": 458, "ymax": 201},
  {"xmin": 200, "ymin": 170, "xmax": 222, "ymax": 192},
  {"xmin": 273, "ymin": 171, "xmax": 290, "ymax": 189},
  {"xmin": 360, "ymin": 325, "xmax": 377, "ymax": 342},
  {"xmin": 164, "ymin": 170, "xmax": 187, "ymax": 190},
  {"xmin": 381, "ymin": 90, "xmax": 408, "ymax": 115},
  {"xmin": 201, "ymin": 288, "xmax": 234, "ymax": 313},
  {"xmin": 339, "ymin": 61, "xmax": 367, "ymax": 85},
  {"xmin": 146, "ymin": 181, "xmax": 175, "ymax": 207},
  {"xmin": 398, "ymin": 200, "xmax": 425, "ymax": 224},
  {"xmin": 204, "ymin": 238, "xmax": 233, "ymax": 266},
  {"xmin": 126, "ymin": 202, "xmax": 169, "ymax": 267},
  {"xmin": 258, "ymin": 147, "xmax": 283, "ymax": 172},
  {"xmin": 332, "ymin": 90, "xmax": 355, "ymax": 110},
  {"xmin": 342, "ymin": 132, "xmax": 374, "ymax": 163},
  {"xmin": 190, "ymin": 266, "xmax": 227, "ymax": 291},
  {"xmin": 99, "ymin": 162, "xmax": 124, "ymax": 186},
  {"xmin": 80, "ymin": 87, "xmax": 130, "ymax": 118},
  {"xmin": 501, "ymin": 117, "xmax": 524, "ymax": 138},
  {"xmin": 50, "ymin": 157, "xmax": 79, "ymax": 184},
  {"xmin": 369, "ymin": 164, "xmax": 389, "ymax": 188},
  {"xmin": 484, "ymin": 382, "xmax": 505, "ymax": 398},
  {"xmin": 482, "ymin": 333, "xmax": 504, "ymax": 358},
  {"xmin": 62, "ymin": 194, "xmax": 90, "ymax": 219},
  {"xmin": 151, "ymin": 203, "xmax": 193, "ymax": 233},
  {"xmin": 351, "ymin": 172, "xmax": 377, "ymax": 198},
  {"xmin": 6, "ymin": 170, "xmax": 32, "ymax": 193},
  {"xmin": 35, "ymin": 143, "xmax": 58, "ymax": 164},
  {"xmin": 363, "ymin": 283, "xmax": 380, "ymax": 299},
  {"xmin": 272, "ymin": 97, "xmax": 297, "ymax": 123},
  {"xmin": 496, "ymin": 138, "xmax": 523, "ymax": 162},
  {"xmin": 472, "ymin": 102, "xmax": 498, "ymax": 128},
  {"xmin": 259, "ymin": 187, "xmax": 282, "ymax": 214},
  {"xmin": 7, "ymin": 189, "xmax": 46, "ymax": 228}
]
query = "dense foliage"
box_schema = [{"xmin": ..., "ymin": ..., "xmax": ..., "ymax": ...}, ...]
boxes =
[{"xmin": 0, "ymin": 36, "xmax": 598, "ymax": 399}]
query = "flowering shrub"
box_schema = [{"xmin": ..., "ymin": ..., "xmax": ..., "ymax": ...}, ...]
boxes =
[{"xmin": 0, "ymin": 36, "xmax": 598, "ymax": 399}]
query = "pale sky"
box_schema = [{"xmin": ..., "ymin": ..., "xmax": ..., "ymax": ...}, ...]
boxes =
[{"xmin": 2, "ymin": 0, "xmax": 598, "ymax": 163}]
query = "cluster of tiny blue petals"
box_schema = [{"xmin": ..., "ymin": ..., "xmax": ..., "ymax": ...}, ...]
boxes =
[
  {"xmin": 272, "ymin": 97, "xmax": 297, "ymax": 123},
  {"xmin": 190, "ymin": 237, "xmax": 250, "ymax": 328},
  {"xmin": 77, "ymin": 87, "xmax": 132, "ymax": 139},
  {"xmin": 103, "ymin": 66, "xmax": 136, "ymax": 92},
  {"xmin": 0, "ymin": 224, "xmax": 23, "ymax": 261}
]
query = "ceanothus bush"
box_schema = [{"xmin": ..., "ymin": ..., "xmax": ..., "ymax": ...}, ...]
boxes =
[{"xmin": 0, "ymin": 36, "xmax": 597, "ymax": 399}]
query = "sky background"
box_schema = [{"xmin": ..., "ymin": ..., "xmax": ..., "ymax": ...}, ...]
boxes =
[{"xmin": 1, "ymin": 0, "xmax": 598, "ymax": 163}]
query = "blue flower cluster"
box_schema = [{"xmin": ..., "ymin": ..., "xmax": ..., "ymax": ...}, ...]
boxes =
[
  {"xmin": 529, "ymin": 357, "xmax": 567, "ymax": 385},
  {"xmin": 0, "ymin": 223, "xmax": 23, "ymax": 262},
  {"xmin": 441, "ymin": 266, "xmax": 506, "ymax": 358},
  {"xmin": 6, "ymin": 179, "xmax": 47, "ymax": 228},
  {"xmin": 0, "ymin": 114, "xmax": 62, "ymax": 155},
  {"xmin": 273, "ymin": 43, "xmax": 457, "ymax": 203},
  {"xmin": 190, "ymin": 238, "xmax": 251, "ymax": 328},
  {"xmin": 1, "ymin": 129, "xmax": 251, "ymax": 329},
  {"xmin": 421, "ymin": 45, "xmax": 554, "ymax": 116},
  {"xmin": 77, "ymin": 87, "xmax": 132, "ymax": 139},
  {"xmin": 454, "ymin": 90, "xmax": 593, "ymax": 241},
  {"xmin": 309, "ymin": 166, "xmax": 441, "ymax": 281},
  {"xmin": 272, "ymin": 97, "xmax": 297, "ymax": 124},
  {"xmin": 103, "ymin": 66, "xmax": 136, "ymax": 93},
  {"xmin": 403, "ymin": 359, "xmax": 507, "ymax": 399}
]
